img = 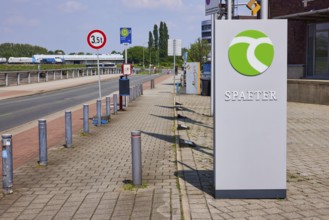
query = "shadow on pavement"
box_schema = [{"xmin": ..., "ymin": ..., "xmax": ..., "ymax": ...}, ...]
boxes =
[
  {"xmin": 150, "ymin": 114, "xmax": 175, "ymax": 121},
  {"xmin": 178, "ymin": 141, "xmax": 213, "ymax": 157},
  {"xmin": 175, "ymin": 160, "xmax": 214, "ymax": 197},
  {"xmin": 141, "ymin": 131, "xmax": 175, "ymax": 144}
]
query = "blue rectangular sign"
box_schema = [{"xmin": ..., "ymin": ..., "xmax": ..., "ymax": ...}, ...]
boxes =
[{"xmin": 120, "ymin": 27, "xmax": 132, "ymax": 44}]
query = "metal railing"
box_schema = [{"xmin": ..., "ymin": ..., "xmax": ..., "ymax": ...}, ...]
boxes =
[{"xmin": 0, "ymin": 67, "xmax": 121, "ymax": 87}]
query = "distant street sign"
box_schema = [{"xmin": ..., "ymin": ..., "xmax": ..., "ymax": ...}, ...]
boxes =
[
  {"xmin": 120, "ymin": 27, "xmax": 132, "ymax": 44},
  {"xmin": 87, "ymin": 30, "xmax": 107, "ymax": 49},
  {"xmin": 168, "ymin": 39, "xmax": 182, "ymax": 56},
  {"xmin": 122, "ymin": 63, "xmax": 132, "ymax": 75},
  {"xmin": 205, "ymin": 0, "xmax": 220, "ymax": 16}
]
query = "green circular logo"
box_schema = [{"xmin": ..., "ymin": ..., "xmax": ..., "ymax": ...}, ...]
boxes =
[
  {"xmin": 228, "ymin": 30, "xmax": 274, "ymax": 76},
  {"xmin": 121, "ymin": 28, "xmax": 129, "ymax": 37}
]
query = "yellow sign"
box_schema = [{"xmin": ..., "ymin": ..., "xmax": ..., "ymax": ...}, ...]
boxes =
[{"xmin": 247, "ymin": 0, "xmax": 261, "ymax": 16}]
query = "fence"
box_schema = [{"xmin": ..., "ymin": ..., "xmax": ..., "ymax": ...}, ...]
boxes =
[{"xmin": 0, "ymin": 67, "xmax": 121, "ymax": 87}]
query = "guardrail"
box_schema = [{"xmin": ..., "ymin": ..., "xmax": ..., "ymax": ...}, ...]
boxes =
[{"xmin": 0, "ymin": 67, "xmax": 121, "ymax": 87}]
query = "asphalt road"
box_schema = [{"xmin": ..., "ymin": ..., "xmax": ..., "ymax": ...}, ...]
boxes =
[{"xmin": 0, "ymin": 74, "xmax": 158, "ymax": 132}]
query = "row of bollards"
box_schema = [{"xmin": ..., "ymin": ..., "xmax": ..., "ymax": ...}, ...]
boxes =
[
  {"xmin": 129, "ymin": 83, "xmax": 144, "ymax": 101},
  {"xmin": 2, "ymin": 81, "xmax": 149, "ymax": 194}
]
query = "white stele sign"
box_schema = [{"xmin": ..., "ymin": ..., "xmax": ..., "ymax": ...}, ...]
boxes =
[
  {"xmin": 168, "ymin": 39, "xmax": 182, "ymax": 56},
  {"xmin": 214, "ymin": 20, "xmax": 287, "ymax": 199},
  {"xmin": 205, "ymin": 0, "xmax": 220, "ymax": 15},
  {"xmin": 186, "ymin": 62, "xmax": 200, "ymax": 94}
]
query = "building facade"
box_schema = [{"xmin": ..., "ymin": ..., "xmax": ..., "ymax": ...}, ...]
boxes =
[
  {"xmin": 271, "ymin": 0, "xmax": 329, "ymax": 79},
  {"xmin": 201, "ymin": 20, "xmax": 212, "ymax": 45}
]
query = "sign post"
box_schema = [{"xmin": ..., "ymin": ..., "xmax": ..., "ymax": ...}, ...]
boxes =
[
  {"xmin": 120, "ymin": 27, "xmax": 132, "ymax": 110},
  {"xmin": 87, "ymin": 29, "xmax": 107, "ymax": 100},
  {"xmin": 205, "ymin": 0, "xmax": 220, "ymax": 116},
  {"xmin": 168, "ymin": 39, "xmax": 182, "ymax": 94},
  {"xmin": 120, "ymin": 27, "xmax": 132, "ymax": 64}
]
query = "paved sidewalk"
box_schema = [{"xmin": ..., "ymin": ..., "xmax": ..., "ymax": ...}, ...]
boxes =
[
  {"xmin": 0, "ymin": 75, "xmax": 181, "ymax": 220},
  {"xmin": 176, "ymin": 94, "xmax": 329, "ymax": 219}
]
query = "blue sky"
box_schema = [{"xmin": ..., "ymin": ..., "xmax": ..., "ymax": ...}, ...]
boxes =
[{"xmin": 0, "ymin": 0, "xmax": 250, "ymax": 54}]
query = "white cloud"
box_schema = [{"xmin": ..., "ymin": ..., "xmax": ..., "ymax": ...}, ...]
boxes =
[
  {"xmin": 59, "ymin": 1, "xmax": 86, "ymax": 13},
  {"xmin": 122, "ymin": 0, "xmax": 183, "ymax": 9},
  {"xmin": 3, "ymin": 15, "xmax": 40, "ymax": 27}
]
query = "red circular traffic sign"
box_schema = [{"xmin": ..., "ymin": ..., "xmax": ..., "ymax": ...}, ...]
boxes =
[{"xmin": 87, "ymin": 30, "xmax": 107, "ymax": 49}]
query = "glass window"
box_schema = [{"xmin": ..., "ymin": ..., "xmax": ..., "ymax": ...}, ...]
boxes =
[
  {"xmin": 315, "ymin": 31, "xmax": 329, "ymax": 76},
  {"xmin": 306, "ymin": 24, "xmax": 315, "ymax": 77},
  {"xmin": 307, "ymin": 22, "xmax": 329, "ymax": 79}
]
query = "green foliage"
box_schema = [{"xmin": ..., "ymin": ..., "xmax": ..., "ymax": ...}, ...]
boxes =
[
  {"xmin": 126, "ymin": 46, "xmax": 145, "ymax": 66},
  {"xmin": 0, "ymin": 43, "xmax": 48, "ymax": 59},
  {"xmin": 153, "ymin": 24, "xmax": 159, "ymax": 50},
  {"xmin": 188, "ymin": 38, "xmax": 211, "ymax": 63}
]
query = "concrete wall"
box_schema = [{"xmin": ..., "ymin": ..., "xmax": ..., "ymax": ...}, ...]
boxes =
[{"xmin": 288, "ymin": 80, "xmax": 329, "ymax": 105}]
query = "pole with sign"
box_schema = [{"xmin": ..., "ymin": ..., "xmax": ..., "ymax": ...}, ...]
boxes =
[
  {"xmin": 87, "ymin": 29, "xmax": 107, "ymax": 100},
  {"xmin": 168, "ymin": 39, "xmax": 182, "ymax": 94},
  {"xmin": 87, "ymin": 30, "xmax": 107, "ymax": 126},
  {"xmin": 120, "ymin": 27, "xmax": 132, "ymax": 64},
  {"xmin": 120, "ymin": 27, "xmax": 132, "ymax": 110}
]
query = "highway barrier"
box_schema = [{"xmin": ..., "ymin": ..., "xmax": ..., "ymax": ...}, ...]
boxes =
[{"xmin": 0, "ymin": 67, "xmax": 121, "ymax": 87}]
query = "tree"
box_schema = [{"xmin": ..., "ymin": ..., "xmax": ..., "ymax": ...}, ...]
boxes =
[
  {"xmin": 0, "ymin": 43, "xmax": 48, "ymax": 58},
  {"xmin": 126, "ymin": 46, "xmax": 145, "ymax": 65},
  {"xmin": 148, "ymin": 31, "xmax": 153, "ymax": 64},
  {"xmin": 54, "ymin": 50, "xmax": 65, "ymax": 55},
  {"xmin": 153, "ymin": 24, "xmax": 159, "ymax": 66},
  {"xmin": 111, "ymin": 50, "xmax": 121, "ymax": 54},
  {"xmin": 163, "ymin": 23, "xmax": 169, "ymax": 57},
  {"xmin": 188, "ymin": 38, "xmax": 211, "ymax": 63},
  {"xmin": 158, "ymin": 21, "xmax": 170, "ymax": 64}
]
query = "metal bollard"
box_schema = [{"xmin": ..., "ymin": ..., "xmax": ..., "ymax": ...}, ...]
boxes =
[
  {"xmin": 97, "ymin": 99, "xmax": 102, "ymax": 126},
  {"xmin": 133, "ymin": 87, "xmax": 136, "ymax": 100},
  {"xmin": 130, "ymin": 88, "xmax": 133, "ymax": 101},
  {"xmin": 2, "ymin": 134, "xmax": 13, "ymax": 194},
  {"xmin": 38, "ymin": 119, "xmax": 47, "ymax": 166},
  {"xmin": 141, "ymin": 84, "xmax": 143, "ymax": 95},
  {"xmin": 65, "ymin": 111, "xmax": 72, "ymax": 148},
  {"xmin": 113, "ymin": 94, "xmax": 118, "ymax": 114},
  {"xmin": 151, "ymin": 79, "xmax": 154, "ymax": 89},
  {"xmin": 83, "ymin": 104, "xmax": 89, "ymax": 133},
  {"xmin": 131, "ymin": 130, "xmax": 142, "ymax": 186},
  {"xmin": 106, "ymin": 96, "xmax": 111, "ymax": 116}
]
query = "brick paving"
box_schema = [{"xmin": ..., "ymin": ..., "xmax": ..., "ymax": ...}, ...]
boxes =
[
  {"xmin": 176, "ymin": 94, "xmax": 329, "ymax": 220},
  {"xmin": 0, "ymin": 75, "xmax": 181, "ymax": 220},
  {"xmin": 2, "ymin": 73, "xmax": 329, "ymax": 219}
]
